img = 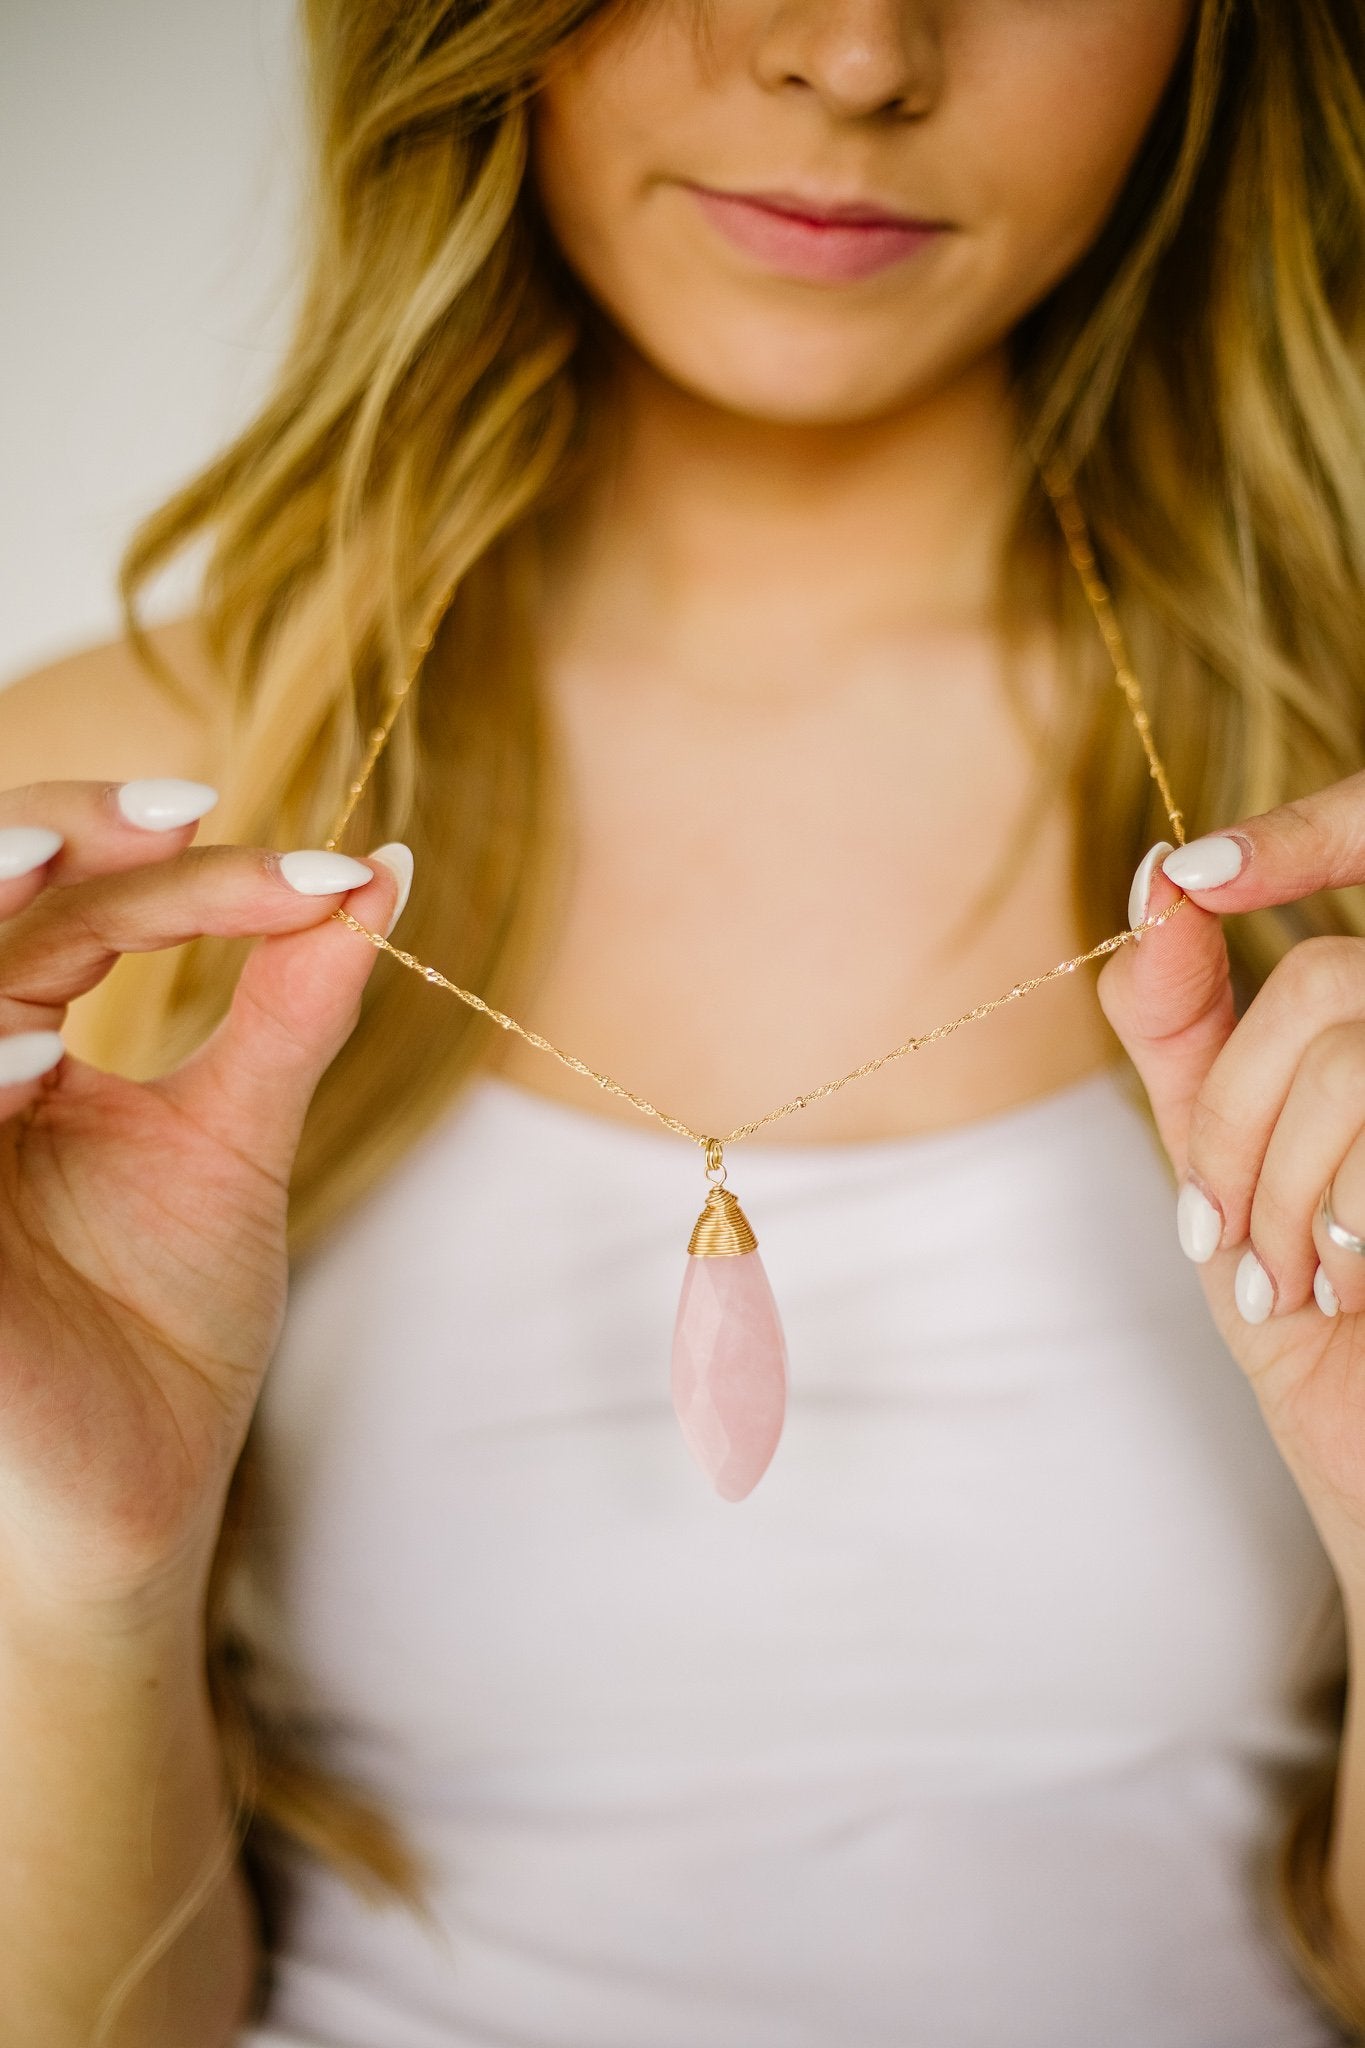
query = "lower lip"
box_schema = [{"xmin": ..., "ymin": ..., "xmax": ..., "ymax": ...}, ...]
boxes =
[{"xmin": 687, "ymin": 185, "xmax": 944, "ymax": 283}]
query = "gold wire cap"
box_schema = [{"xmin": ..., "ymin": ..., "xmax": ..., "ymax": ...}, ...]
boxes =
[{"xmin": 687, "ymin": 1186, "xmax": 759, "ymax": 1258}]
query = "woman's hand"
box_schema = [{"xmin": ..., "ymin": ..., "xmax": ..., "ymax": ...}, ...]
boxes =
[
  {"xmin": 0, "ymin": 777, "xmax": 406, "ymax": 1622},
  {"xmin": 1098, "ymin": 769, "xmax": 1365, "ymax": 1585}
]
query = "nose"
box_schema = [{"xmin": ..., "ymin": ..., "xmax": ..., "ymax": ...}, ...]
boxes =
[{"xmin": 751, "ymin": 0, "xmax": 943, "ymax": 121}]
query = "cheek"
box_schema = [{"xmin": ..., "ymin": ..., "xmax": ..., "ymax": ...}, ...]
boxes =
[
  {"xmin": 529, "ymin": 14, "xmax": 693, "ymax": 291},
  {"xmin": 528, "ymin": 84, "xmax": 630, "ymax": 294},
  {"xmin": 956, "ymin": 1, "xmax": 1195, "ymax": 290}
]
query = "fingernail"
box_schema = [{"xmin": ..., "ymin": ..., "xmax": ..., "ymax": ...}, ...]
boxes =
[
  {"xmin": 1128, "ymin": 841, "xmax": 1175, "ymax": 935},
  {"xmin": 0, "ymin": 825, "xmax": 64, "ymax": 878},
  {"xmin": 1161, "ymin": 834, "xmax": 1245, "ymax": 891},
  {"xmin": 1176, "ymin": 1178, "xmax": 1222, "ymax": 1262},
  {"xmin": 115, "ymin": 778, "xmax": 219, "ymax": 832},
  {"xmin": 1314, "ymin": 1264, "xmax": 1341, "ymax": 1318},
  {"xmin": 366, "ymin": 842, "xmax": 414, "ymax": 937},
  {"xmin": 277, "ymin": 849, "xmax": 374, "ymax": 896},
  {"xmin": 0, "ymin": 1030, "xmax": 66, "ymax": 1085},
  {"xmin": 1234, "ymin": 1247, "xmax": 1275, "ymax": 1324}
]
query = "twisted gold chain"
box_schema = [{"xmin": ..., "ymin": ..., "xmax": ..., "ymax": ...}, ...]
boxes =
[{"xmin": 324, "ymin": 469, "xmax": 1188, "ymax": 1157}]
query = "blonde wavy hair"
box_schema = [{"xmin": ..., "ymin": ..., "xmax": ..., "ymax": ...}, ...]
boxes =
[{"xmin": 82, "ymin": 0, "xmax": 1365, "ymax": 2034}]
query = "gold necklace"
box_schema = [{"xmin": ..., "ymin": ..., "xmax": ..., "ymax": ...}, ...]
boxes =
[{"xmin": 323, "ymin": 467, "xmax": 1189, "ymax": 1502}]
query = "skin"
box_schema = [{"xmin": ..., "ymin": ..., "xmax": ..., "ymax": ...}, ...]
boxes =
[
  {"xmin": 530, "ymin": 0, "xmax": 1195, "ymax": 426},
  {"xmin": 7, "ymin": 0, "xmax": 1365, "ymax": 2027},
  {"xmin": 524, "ymin": 7, "xmax": 1365, "ymax": 1966},
  {"xmin": 494, "ymin": 0, "xmax": 1196, "ymax": 1145}
]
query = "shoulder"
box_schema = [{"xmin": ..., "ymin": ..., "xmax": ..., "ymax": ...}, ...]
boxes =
[{"xmin": 0, "ymin": 615, "xmax": 224, "ymax": 788}]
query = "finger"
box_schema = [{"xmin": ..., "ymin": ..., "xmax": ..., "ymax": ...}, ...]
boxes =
[
  {"xmin": 1094, "ymin": 841, "xmax": 1235, "ymax": 1179},
  {"xmin": 1238, "ymin": 1020, "xmax": 1365, "ymax": 1318},
  {"xmin": 1166, "ymin": 935, "xmax": 1365, "ymax": 1277},
  {"xmin": 1312, "ymin": 1118, "xmax": 1365, "ymax": 1320},
  {"xmin": 1156, "ymin": 767, "xmax": 1365, "ymax": 915},
  {"xmin": 0, "ymin": 777, "xmax": 220, "ymax": 922},
  {"xmin": 152, "ymin": 846, "xmax": 406, "ymax": 1184},
  {"xmin": 0, "ymin": 842, "xmax": 376, "ymax": 1034}
]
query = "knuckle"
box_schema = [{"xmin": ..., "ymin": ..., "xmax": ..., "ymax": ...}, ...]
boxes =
[
  {"xmin": 1247, "ymin": 1173, "xmax": 1300, "ymax": 1257},
  {"xmin": 1272, "ymin": 790, "xmax": 1359, "ymax": 879},
  {"xmin": 1273, "ymin": 794, "xmax": 1326, "ymax": 852},
  {"xmin": 171, "ymin": 840, "xmax": 243, "ymax": 884},
  {"xmin": 1299, "ymin": 1020, "xmax": 1365, "ymax": 1111},
  {"xmin": 1186, "ymin": 1085, "xmax": 1241, "ymax": 1163},
  {"xmin": 234, "ymin": 972, "xmax": 313, "ymax": 1067},
  {"xmin": 1268, "ymin": 933, "xmax": 1365, "ymax": 1014},
  {"xmin": 55, "ymin": 884, "xmax": 107, "ymax": 952}
]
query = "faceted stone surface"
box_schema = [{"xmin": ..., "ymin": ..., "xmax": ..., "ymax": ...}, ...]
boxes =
[{"xmin": 670, "ymin": 1249, "xmax": 788, "ymax": 1501}]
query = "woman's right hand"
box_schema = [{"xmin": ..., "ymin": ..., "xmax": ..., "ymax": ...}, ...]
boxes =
[{"xmin": 0, "ymin": 776, "xmax": 407, "ymax": 1623}]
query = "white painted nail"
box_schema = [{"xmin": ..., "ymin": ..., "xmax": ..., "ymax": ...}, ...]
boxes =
[
  {"xmin": 1128, "ymin": 841, "xmax": 1175, "ymax": 935},
  {"xmin": 0, "ymin": 1030, "xmax": 66, "ymax": 1085},
  {"xmin": 0, "ymin": 825, "xmax": 64, "ymax": 878},
  {"xmin": 115, "ymin": 778, "xmax": 219, "ymax": 832},
  {"xmin": 1314, "ymin": 1263, "xmax": 1341, "ymax": 1317},
  {"xmin": 277, "ymin": 849, "xmax": 374, "ymax": 895},
  {"xmin": 1161, "ymin": 834, "xmax": 1245, "ymax": 890},
  {"xmin": 1176, "ymin": 1179, "xmax": 1222, "ymax": 1262},
  {"xmin": 1234, "ymin": 1247, "xmax": 1275, "ymax": 1324},
  {"xmin": 366, "ymin": 843, "xmax": 414, "ymax": 937}
]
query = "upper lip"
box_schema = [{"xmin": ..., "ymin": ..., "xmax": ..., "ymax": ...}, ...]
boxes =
[{"xmin": 689, "ymin": 183, "xmax": 940, "ymax": 228}]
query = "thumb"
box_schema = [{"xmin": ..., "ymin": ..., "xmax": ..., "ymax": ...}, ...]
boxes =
[
  {"xmin": 156, "ymin": 843, "xmax": 412, "ymax": 1185},
  {"xmin": 1094, "ymin": 840, "xmax": 1238, "ymax": 1180}
]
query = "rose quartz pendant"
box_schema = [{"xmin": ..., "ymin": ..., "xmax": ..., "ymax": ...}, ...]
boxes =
[{"xmin": 671, "ymin": 1169, "xmax": 788, "ymax": 1502}]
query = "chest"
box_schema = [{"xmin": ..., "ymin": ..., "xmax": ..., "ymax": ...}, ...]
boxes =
[
  {"xmin": 491, "ymin": 637, "xmax": 1115, "ymax": 1140},
  {"xmin": 242, "ymin": 1078, "xmax": 1340, "ymax": 1785}
]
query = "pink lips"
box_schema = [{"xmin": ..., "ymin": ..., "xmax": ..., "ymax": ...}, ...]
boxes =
[{"xmin": 686, "ymin": 183, "xmax": 945, "ymax": 283}]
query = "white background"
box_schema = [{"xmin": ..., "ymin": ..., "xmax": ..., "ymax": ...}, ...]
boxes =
[{"xmin": 0, "ymin": 0, "xmax": 303, "ymax": 687}]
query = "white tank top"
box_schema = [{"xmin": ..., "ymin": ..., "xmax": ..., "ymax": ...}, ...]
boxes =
[{"xmin": 231, "ymin": 1059, "xmax": 1350, "ymax": 2048}]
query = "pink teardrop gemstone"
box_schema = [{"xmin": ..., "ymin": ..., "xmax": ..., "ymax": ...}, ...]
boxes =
[{"xmin": 671, "ymin": 1249, "xmax": 789, "ymax": 1501}]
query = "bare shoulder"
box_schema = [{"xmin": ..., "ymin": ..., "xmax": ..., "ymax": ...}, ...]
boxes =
[{"xmin": 0, "ymin": 616, "xmax": 225, "ymax": 789}]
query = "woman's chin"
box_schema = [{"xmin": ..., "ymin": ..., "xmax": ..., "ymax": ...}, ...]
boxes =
[{"xmin": 619, "ymin": 331, "xmax": 959, "ymax": 431}]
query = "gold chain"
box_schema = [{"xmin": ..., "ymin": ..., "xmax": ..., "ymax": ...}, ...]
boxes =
[{"xmin": 323, "ymin": 469, "xmax": 1188, "ymax": 1154}]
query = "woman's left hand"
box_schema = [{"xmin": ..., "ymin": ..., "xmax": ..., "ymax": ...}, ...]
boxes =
[{"xmin": 1098, "ymin": 769, "xmax": 1365, "ymax": 1588}]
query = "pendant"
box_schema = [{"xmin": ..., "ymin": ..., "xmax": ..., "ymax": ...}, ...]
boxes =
[{"xmin": 670, "ymin": 1139, "xmax": 788, "ymax": 1502}]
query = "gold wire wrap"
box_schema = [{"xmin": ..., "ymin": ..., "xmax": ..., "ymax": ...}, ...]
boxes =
[
  {"xmin": 687, "ymin": 1187, "xmax": 760, "ymax": 1258},
  {"xmin": 324, "ymin": 470, "xmax": 1189, "ymax": 1159}
]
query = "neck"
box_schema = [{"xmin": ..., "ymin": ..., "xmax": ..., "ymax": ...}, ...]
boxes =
[{"xmin": 534, "ymin": 339, "xmax": 1030, "ymax": 691}]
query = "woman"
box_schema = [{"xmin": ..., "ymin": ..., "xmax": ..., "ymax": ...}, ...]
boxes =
[{"xmin": 3, "ymin": 0, "xmax": 1365, "ymax": 2040}]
